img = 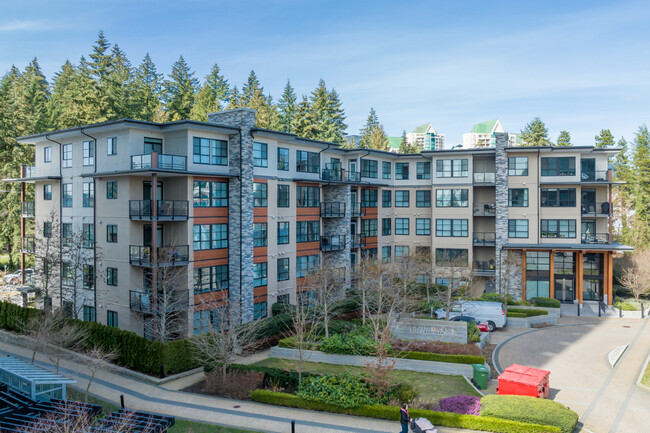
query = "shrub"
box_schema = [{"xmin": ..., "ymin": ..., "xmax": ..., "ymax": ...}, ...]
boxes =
[
  {"xmin": 317, "ymin": 333, "xmax": 378, "ymax": 356},
  {"xmin": 271, "ymin": 302, "xmax": 294, "ymax": 316},
  {"xmin": 228, "ymin": 363, "xmax": 320, "ymax": 390},
  {"xmin": 203, "ymin": 369, "xmax": 264, "ymax": 399},
  {"xmin": 314, "ymin": 319, "xmax": 358, "ymax": 336},
  {"xmin": 391, "ymin": 350, "xmax": 485, "ymax": 365},
  {"xmin": 480, "ymin": 395, "xmax": 578, "ymax": 433},
  {"xmin": 390, "ymin": 383, "xmax": 419, "ymax": 404},
  {"xmin": 614, "ymin": 297, "xmax": 636, "ymax": 311},
  {"xmin": 467, "ymin": 321, "xmax": 481, "ymax": 343},
  {"xmin": 435, "ymin": 395, "xmax": 481, "ymax": 415},
  {"xmin": 530, "ymin": 297, "xmax": 561, "ymax": 308},
  {"xmin": 391, "ymin": 339, "xmax": 482, "ymax": 356},
  {"xmin": 330, "ymin": 298, "xmax": 362, "ymax": 317},
  {"xmin": 506, "ymin": 312, "xmax": 527, "ymax": 318},
  {"xmin": 297, "ymin": 374, "xmax": 382, "ymax": 408},
  {"xmin": 507, "ymin": 308, "xmax": 548, "ymax": 317},
  {"xmin": 277, "ymin": 336, "xmax": 319, "ymax": 350}
]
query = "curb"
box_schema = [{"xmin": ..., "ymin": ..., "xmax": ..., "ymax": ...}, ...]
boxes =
[{"xmin": 636, "ymin": 352, "xmax": 650, "ymax": 392}]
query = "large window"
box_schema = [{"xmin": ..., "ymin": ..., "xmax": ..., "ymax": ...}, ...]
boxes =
[
  {"xmin": 107, "ymin": 137, "xmax": 117, "ymax": 155},
  {"xmin": 253, "ymin": 142, "xmax": 268, "ymax": 167},
  {"xmin": 297, "ymin": 255, "xmax": 319, "ymax": 278},
  {"xmin": 361, "ymin": 219, "xmax": 378, "ymax": 236},
  {"xmin": 277, "ymin": 222, "xmax": 289, "ymax": 244},
  {"xmin": 417, "ymin": 162, "xmax": 431, "ymax": 179},
  {"xmin": 83, "ymin": 306, "xmax": 95, "ymax": 322},
  {"xmin": 541, "ymin": 157, "xmax": 576, "ymax": 176},
  {"xmin": 416, "ymin": 190, "xmax": 431, "ymax": 207},
  {"xmin": 253, "ymin": 223, "xmax": 267, "ymax": 247},
  {"xmin": 541, "ymin": 219, "xmax": 576, "ymax": 238},
  {"xmin": 508, "ymin": 157, "xmax": 528, "ymax": 176},
  {"xmin": 62, "ymin": 144, "xmax": 72, "ymax": 168},
  {"xmin": 436, "ymin": 159, "xmax": 468, "ymax": 178},
  {"xmin": 436, "ymin": 189, "xmax": 468, "ymax": 207},
  {"xmin": 416, "ymin": 218, "xmax": 431, "ymax": 235},
  {"xmin": 194, "ymin": 265, "xmax": 228, "ymax": 293},
  {"xmin": 44, "ymin": 146, "xmax": 52, "ymax": 162},
  {"xmin": 382, "ymin": 246, "xmax": 391, "ymax": 263},
  {"xmin": 107, "ymin": 267, "xmax": 118, "ymax": 286},
  {"xmin": 395, "ymin": 190, "xmax": 409, "ymax": 207},
  {"xmin": 193, "ymin": 181, "xmax": 228, "ymax": 207},
  {"xmin": 62, "ymin": 223, "xmax": 72, "ymax": 246},
  {"xmin": 361, "ymin": 189, "xmax": 377, "ymax": 207},
  {"xmin": 277, "ymin": 184, "xmax": 290, "ymax": 207},
  {"xmin": 144, "ymin": 137, "xmax": 162, "ymax": 154},
  {"xmin": 382, "ymin": 218, "xmax": 391, "ymax": 236},
  {"xmin": 82, "ymin": 224, "xmax": 94, "ymax": 248},
  {"xmin": 395, "ymin": 245, "xmax": 410, "ymax": 259},
  {"xmin": 83, "ymin": 182, "xmax": 94, "ymax": 207},
  {"xmin": 83, "ymin": 140, "xmax": 95, "ymax": 166},
  {"xmin": 254, "ymin": 302, "xmax": 268, "ymax": 319},
  {"xmin": 296, "ymin": 150, "xmax": 319, "ymax": 173},
  {"xmin": 382, "ymin": 161, "xmax": 391, "ymax": 179},
  {"xmin": 107, "ymin": 311, "xmax": 118, "ymax": 328},
  {"xmin": 508, "ymin": 188, "xmax": 528, "ymax": 207},
  {"xmin": 361, "ymin": 159, "xmax": 378, "ymax": 178},
  {"xmin": 253, "ymin": 183, "xmax": 267, "ymax": 207},
  {"xmin": 106, "ymin": 181, "xmax": 117, "ymax": 199},
  {"xmin": 277, "ymin": 258, "xmax": 290, "ymax": 281},
  {"xmin": 382, "ymin": 190, "xmax": 391, "ymax": 207},
  {"xmin": 395, "ymin": 218, "xmax": 409, "ymax": 235},
  {"xmin": 526, "ymin": 252, "xmax": 550, "ymax": 300},
  {"xmin": 83, "ymin": 264, "xmax": 94, "ymax": 290},
  {"xmin": 435, "ymin": 248, "xmax": 468, "ymax": 266},
  {"xmin": 395, "ymin": 163, "xmax": 409, "ymax": 180},
  {"xmin": 63, "ymin": 184, "xmax": 72, "ymax": 207},
  {"xmin": 296, "ymin": 221, "xmax": 319, "ymax": 242},
  {"xmin": 193, "ymin": 137, "xmax": 228, "ymax": 165},
  {"xmin": 193, "ymin": 224, "xmax": 228, "ymax": 249},
  {"xmin": 43, "ymin": 184, "xmax": 52, "ymax": 200},
  {"xmin": 106, "ymin": 225, "xmax": 118, "ymax": 243},
  {"xmin": 297, "ymin": 186, "xmax": 319, "ymax": 207},
  {"xmin": 436, "ymin": 219, "xmax": 468, "ymax": 237},
  {"xmin": 508, "ymin": 219, "xmax": 529, "ymax": 238},
  {"xmin": 253, "ymin": 262, "xmax": 267, "ymax": 287},
  {"xmin": 277, "ymin": 147, "xmax": 289, "ymax": 170},
  {"xmin": 43, "ymin": 222, "xmax": 52, "ymax": 238},
  {"xmin": 541, "ymin": 188, "xmax": 576, "ymax": 207}
]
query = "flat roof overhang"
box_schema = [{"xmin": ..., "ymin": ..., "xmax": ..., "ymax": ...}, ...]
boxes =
[{"xmin": 503, "ymin": 242, "xmax": 633, "ymax": 252}]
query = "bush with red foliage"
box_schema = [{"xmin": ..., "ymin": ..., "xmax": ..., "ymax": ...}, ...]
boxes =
[
  {"xmin": 390, "ymin": 339, "xmax": 482, "ymax": 356},
  {"xmin": 434, "ymin": 395, "xmax": 481, "ymax": 416}
]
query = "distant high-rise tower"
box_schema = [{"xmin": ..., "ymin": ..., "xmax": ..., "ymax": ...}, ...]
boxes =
[
  {"xmin": 462, "ymin": 119, "xmax": 518, "ymax": 148},
  {"xmin": 406, "ymin": 123, "xmax": 445, "ymax": 151}
]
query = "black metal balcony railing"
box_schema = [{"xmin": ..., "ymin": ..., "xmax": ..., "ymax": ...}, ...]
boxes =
[
  {"xmin": 320, "ymin": 202, "xmax": 346, "ymax": 218},
  {"xmin": 321, "ymin": 235, "xmax": 346, "ymax": 252},
  {"xmin": 581, "ymin": 233, "xmax": 610, "ymax": 244},
  {"xmin": 131, "ymin": 153, "xmax": 187, "ymax": 171},
  {"xmin": 351, "ymin": 203, "xmax": 366, "ymax": 217},
  {"xmin": 129, "ymin": 289, "xmax": 189, "ymax": 315},
  {"xmin": 473, "ymin": 260, "xmax": 496, "ymax": 275},
  {"xmin": 129, "ymin": 200, "xmax": 189, "ymax": 220},
  {"xmin": 345, "ymin": 171, "xmax": 361, "ymax": 183},
  {"xmin": 321, "ymin": 163, "xmax": 343, "ymax": 182},
  {"xmin": 473, "ymin": 172, "xmax": 496, "ymax": 184},
  {"xmin": 351, "ymin": 234, "xmax": 366, "ymax": 249},
  {"xmin": 581, "ymin": 170, "xmax": 610, "ymax": 182},
  {"xmin": 129, "ymin": 245, "xmax": 189, "ymax": 267},
  {"xmin": 473, "ymin": 232, "xmax": 496, "ymax": 246},
  {"xmin": 21, "ymin": 236, "xmax": 34, "ymax": 254},
  {"xmin": 21, "ymin": 201, "xmax": 34, "ymax": 218},
  {"xmin": 24, "ymin": 166, "xmax": 36, "ymax": 178},
  {"xmin": 473, "ymin": 202, "xmax": 496, "ymax": 216},
  {"xmin": 581, "ymin": 202, "xmax": 612, "ymax": 217}
]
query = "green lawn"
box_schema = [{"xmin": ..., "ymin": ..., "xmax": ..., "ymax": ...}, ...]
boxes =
[
  {"xmin": 251, "ymin": 358, "xmax": 479, "ymax": 402},
  {"xmin": 66, "ymin": 387, "xmax": 258, "ymax": 433},
  {"xmin": 642, "ymin": 363, "xmax": 650, "ymax": 388}
]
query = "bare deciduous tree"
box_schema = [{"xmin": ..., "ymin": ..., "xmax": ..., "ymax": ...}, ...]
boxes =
[
  {"xmin": 301, "ymin": 262, "xmax": 346, "ymax": 338},
  {"xmin": 33, "ymin": 210, "xmax": 62, "ymax": 311},
  {"xmin": 83, "ymin": 346, "xmax": 118, "ymax": 401},
  {"xmin": 433, "ymin": 253, "xmax": 473, "ymax": 320},
  {"xmin": 620, "ymin": 249, "xmax": 650, "ymax": 301},
  {"xmin": 21, "ymin": 309, "xmax": 67, "ymax": 364}
]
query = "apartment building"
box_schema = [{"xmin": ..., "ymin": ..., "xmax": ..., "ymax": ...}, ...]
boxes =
[
  {"xmin": 406, "ymin": 123, "xmax": 445, "ymax": 151},
  {"xmin": 462, "ymin": 119, "xmax": 518, "ymax": 148},
  {"xmin": 9, "ymin": 108, "xmax": 630, "ymax": 338}
]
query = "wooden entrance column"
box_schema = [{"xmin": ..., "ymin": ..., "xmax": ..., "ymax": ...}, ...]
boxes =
[
  {"xmin": 576, "ymin": 251, "xmax": 584, "ymax": 304},
  {"xmin": 549, "ymin": 250, "xmax": 555, "ymax": 299},
  {"xmin": 521, "ymin": 250, "xmax": 526, "ymax": 300}
]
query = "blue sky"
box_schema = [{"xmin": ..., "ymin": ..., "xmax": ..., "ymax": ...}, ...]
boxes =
[{"xmin": 1, "ymin": 0, "xmax": 649, "ymax": 146}]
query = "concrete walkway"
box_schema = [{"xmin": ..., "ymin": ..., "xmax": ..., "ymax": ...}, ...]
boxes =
[{"xmin": 0, "ymin": 340, "xmax": 478, "ymax": 433}]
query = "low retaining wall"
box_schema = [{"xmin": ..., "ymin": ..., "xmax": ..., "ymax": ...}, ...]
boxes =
[
  {"xmin": 391, "ymin": 318, "xmax": 467, "ymax": 344},
  {"xmin": 476, "ymin": 330, "xmax": 491, "ymax": 349},
  {"xmin": 270, "ymin": 346, "xmax": 484, "ymax": 376},
  {"xmin": 507, "ymin": 314, "xmax": 558, "ymax": 328}
]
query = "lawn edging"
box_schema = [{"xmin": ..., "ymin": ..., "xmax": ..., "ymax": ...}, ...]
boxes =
[{"xmin": 506, "ymin": 314, "xmax": 558, "ymax": 328}]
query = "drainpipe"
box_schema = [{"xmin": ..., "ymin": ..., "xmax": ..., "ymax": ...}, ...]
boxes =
[
  {"xmin": 46, "ymin": 134, "xmax": 63, "ymax": 311},
  {"xmin": 81, "ymin": 129, "xmax": 99, "ymax": 322}
]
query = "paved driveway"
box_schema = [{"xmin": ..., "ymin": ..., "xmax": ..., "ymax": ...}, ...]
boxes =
[{"xmin": 495, "ymin": 317, "xmax": 650, "ymax": 433}]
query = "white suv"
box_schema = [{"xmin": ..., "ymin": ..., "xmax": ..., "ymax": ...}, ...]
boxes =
[{"xmin": 3, "ymin": 268, "xmax": 34, "ymax": 285}]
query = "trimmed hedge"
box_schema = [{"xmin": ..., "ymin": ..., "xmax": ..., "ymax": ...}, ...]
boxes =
[
  {"xmin": 506, "ymin": 312, "xmax": 527, "ymax": 318},
  {"xmin": 228, "ymin": 363, "xmax": 321, "ymax": 389},
  {"xmin": 250, "ymin": 390, "xmax": 561, "ymax": 433},
  {"xmin": 530, "ymin": 297, "xmax": 561, "ymax": 308},
  {"xmin": 507, "ymin": 308, "xmax": 548, "ymax": 318},
  {"xmin": 0, "ymin": 302, "xmax": 42, "ymax": 331},
  {"xmin": 480, "ymin": 395, "xmax": 578, "ymax": 433},
  {"xmin": 390, "ymin": 350, "xmax": 485, "ymax": 365}
]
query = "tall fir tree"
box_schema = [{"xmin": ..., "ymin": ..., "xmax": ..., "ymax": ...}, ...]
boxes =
[
  {"xmin": 226, "ymin": 85, "xmax": 241, "ymax": 110},
  {"xmin": 612, "ymin": 137, "xmax": 633, "ymax": 243},
  {"xmin": 106, "ymin": 44, "xmax": 134, "ymax": 119},
  {"xmin": 358, "ymin": 108, "xmax": 388, "ymax": 150},
  {"xmin": 358, "ymin": 108, "xmax": 379, "ymax": 148},
  {"xmin": 87, "ymin": 30, "xmax": 114, "ymax": 121},
  {"xmin": 277, "ymin": 80, "xmax": 297, "ymax": 133},
  {"xmin": 292, "ymin": 95, "xmax": 317, "ymax": 139},
  {"xmin": 594, "ymin": 129, "xmax": 615, "ymax": 148},
  {"xmin": 323, "ymin": 88, "xmax": 347, "ymax": 144},
  {"xmin": 133, "ymin": 53, "xmax": 163, "ymax": 121},
  {"xmin": 556, "ymin": 130, "xmax": 572, "ymax": 147},
  {"xmin": 190, "ymin": 64, "xmax": 230, "ymax": 121},
  {"xmin": 19, "ymin": 58, "xmax": 50, "ymax": 134},
  {"xmin": 163, "ymin": 55, "xmax": 199, "ymax": 121},
  {"xmin": 47, "ymin": 60, "xmax": 78, "ymax": 129},
  {"xmin": 631, "ymin": 125, "xmax": 650, "ymax": 246},
  {"xmin": 399, "ymin": 129, "xmax": 419, "ymax": 153},
  {"xmin": 520, "ymin": 117, "xmax": 550, "ymax": 146}
]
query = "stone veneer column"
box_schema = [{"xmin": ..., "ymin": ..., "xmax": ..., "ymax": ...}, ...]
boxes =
[
  {"xmin": 207, "ymin": 109, "xmax": 255, "ymax": 323},
  {"xmin": 321, "ymin": 185, "xmax": 351, "ymax": 277}
]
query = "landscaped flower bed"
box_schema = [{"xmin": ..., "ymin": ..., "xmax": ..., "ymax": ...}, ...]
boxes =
[{"xmin": 506, "ymin": 308, "xmax": 549, "ymax": 318}]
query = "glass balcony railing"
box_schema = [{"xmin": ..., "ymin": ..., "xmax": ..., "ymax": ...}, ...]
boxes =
[
  {"xmin": 320, "ymin": 202, "xmax": 346, "ymax": 218},
  {"xmin": 473, "ymin": 232, "xmax": 496, "ymax": 246},
  {"xmin": 351, "ymin": 203, "xmax": 366, "ymax": 217},
  {"xmin": 473, "ymin": 260, "xmax": 496, "ymax": 275},
  {"xmin": 473, "ymin": 202, "xmax": 496, "ymax": 216},
  {"xmin": 581, "ymin": 170, "xmax": 610, "ymax": 182},
  {"xmin": 581, "ymin": 233, "xmax": 610, "ymax": 244},
  {"xmin": 21, "ymin": 201, "xmax": 34, "ymax": 218},
  {"xmin": 473, "ymin": 172, "xmax": 496, "ymax": 184},
  {"xmin": 321, "ymin": 235, "xmax": 346, "ymax": 252},
  {"xmin": 129, "ymin": 245, "xmax": 189, "ymax": 267},
  {"xmin": 129, "ymin": 289, "xmax": 189, "ymax": 315},
  {"xmin": 351, "ymin": 234, "xmax": 366, "ymax": 249},
  {"xmin": 21, "ymin": 236, "xmax": 34, "ymax": 254},
  {"xmin": 129, "ymin": 200, "xmax": 189, "ymax": 220},
  {"xmin": 581, "ymin": 202, "xmax": 612, "ymax": 217},
  {"xmin": 131, "ymin": 153, "xmax": 187, "ymax": 171},
  {"xmin": 345, "ymin": 171, "xmax": 361, "ymax": 183}
]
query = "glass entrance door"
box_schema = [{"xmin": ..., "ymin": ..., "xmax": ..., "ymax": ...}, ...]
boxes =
[
  {"xmin": 554, "ymin": 278, "xmax": 575, "ymax": 302},
  {"xmin": 583, "ymin": 280, "xmax": 602, "ymax": 301}
]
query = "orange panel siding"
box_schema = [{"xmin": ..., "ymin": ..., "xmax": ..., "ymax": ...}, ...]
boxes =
[
  {"xmin": 194, "ymin": 290, "xmax": 228, "ymax": 310},
  {"xmin": 297, "ymin": 242, "xmax": 319, "ymax": 255},
  {"xmin": 297, "ymin": 208, "xmax": 319, "ymax": 218},
  {"xmin": 254, "ymin": 248, "xmax": 268, "ymax": 261},
  {"xmin": 254, "ymin": 207, "xmax": 268, "ymax": 218},
  {"xmin": 194, "ymin": 249, "xmax": 228, "ymax": 262},
  {"xmin": 193, "ymin": 257, "xmax": 228, "ymax": 268},
  {"xmin": 194, "ymin": 207, "xmax": 228, "ymax": 218}
]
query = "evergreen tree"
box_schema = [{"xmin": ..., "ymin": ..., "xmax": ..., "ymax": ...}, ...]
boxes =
[
  {"xmin": 556, "ymin": 130, "xmax": 572, "ymax": 147},
  {"xmin": 322, "ymin": 88, "xmax": 347, "ymax": 144},
  {"xmin": 277, "ymin": 80, "xmax": 297, "ymax": 133},
  {"xmin": 226, "ymin": 85, "xmax": 241, "ymax": 110},
  {"xmin": 257, "ymin": 94, "xmax": 281, "ymax": 130},
  {"xmin": 594, "ymin": 129, "xmax": 615, "ymax": 148},
  {"xmin": 520, "ymin": 117, "xmax": 550, "ymax": 146},
  {"xmin": 190, "ymin": 64, "xmax": 230, "ymax": 121},
  {"xmin": 358, "ymin": 108, "xmax": 379, "ymax": 145},
  {"xmin": 292, "ymin": 95, "xmax": 317, "ymax": 139},
  {"xmin": 47, "ymin": 61, "xmax": 78, "ymax": 129},
  {"xmin": 133, "ymin": 54, "xmax": 163, "ymax": 121},
  {"xmin": 612, "ymin": 137, "xmax": 633, "ymax": 243},
  {"xmin": 163, "ymin": 55, "xmax": 199, "ymax": 121},
  {"xmin": 631, "ymin": 125, "xmax": 650, "ymax": 246},
  {"xmin": 358, "ymin": 108, "xmax": 388, "ymax": 150},
  {"xmin": 399, "ymin": 129, "xmax": 419, "ymax": 153},
  {"xmin": 105, "ymin": 44, "xmax": 134, "ymax": 119},
  {"xmin": 19, "ymin": 58, "xmax": 50, "ymax": 133},
  {"xmin": 87, "ymin": 31, "xmax": 114, "ymax": 121}
]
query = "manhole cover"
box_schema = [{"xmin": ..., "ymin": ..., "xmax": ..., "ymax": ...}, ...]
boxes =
[
  {"xmin": 623, "ymin": 326, "xmax": 631, "ymax": 328},
  {"xmin": 233, "ymin": 405, "xmax": 240, "ymax": 408}
]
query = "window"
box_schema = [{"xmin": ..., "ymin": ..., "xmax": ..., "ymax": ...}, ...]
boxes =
[
  {"xmin": 83, "ymin": 306, "xmax": 95, "ymax": 322},
  {"xmin": 106, "ymin": 181, "xmax": 117, "ymax": 199},
  {"xmin": 107, "ymin": 137, "xmax": 117, "ymax": 155},
  {"xmin": 541, "ymin": 188, "xmax": 576, "ymax": 207},
  {"xmin": 416, "ymin": 218, "xmax": 431, "ymax": 235},
  {"xmin": 277, "ymin": 258, "xmax": 290, "ymax": 281},
  {"xmin": 83, "ymin": 140, "xmax": 95, "ymax": 166},
  {"xmin": 296, "ymin": 221, "xmax": 319, "ymax": 242},
  {"xmin": 436, "ymin": 219, "xmax": 468, "ymax": 237},
  {"xmin": 62, "ymin": 223, "xmax": 72, "ymax": 246},
  {"xmin": 254, "ymin": 302, "xmax": 268, "ymax": 319},
  {"xmin": 508, "ymin": 188, "xmax": 528, "ymax": 207},
  {"xmin": 253, "ymin": 262, "xmax": 267, "ymax": 286},
  {"xmin": 277, "ymin": 185, "xmax": 290, "ymax": 207},
  {"xmin": 296, "ymin": 255, "xmax": 319, "ymax": 278},
  {"xmin": 361, "ymin": 159, "xmax": 378, "ymax": 178},
  {"xmin": 83, "ymin": 264, "xmax": 94, "ymax": 290},
  {"xmin": 361, "ymin": 248, "xmax": 377, "ymax": 261},
  {"xmin": 382, "ymin": 190, "xmax": 391, "ymax": 207},
  {"xmin": 395, "ymin": 163, "xmax": 409, "ymax": 180},
  {"xmin": 44, "ymin": 146, "xmax": 52, "ymax": 162},
  {"xmin": 382, "ymin": 218, "xmax": 391, "ymax": 236},
  {"xmin": 144, "ymin": 137, "xmax": 162, "ymax": 154},
  {"xmin": 107, "ymin": 267, "xmax": 118, "ymax": 286},
  {"xmin": 277, "ymin": 147, "xmax": 289, "ymax": 170},
  {"xmin": 62, "ymin": 144, "xmax": 72, "ymax": 168},
  {"xmin": 395, "ymin": 190, "xmax": 409, "ymax": 207},
  {"xmin": 296, "ymin": 186, "xmax": 319, "ymax": 207},
  {"xmin": 508, "ymin": 157, "xmax": 528, "ymax": 176},
  {"xmin": 361, "ymin": 189, "xmax": 377, "ymax": 207},
  {"xmin": 436, "ymin": 159, "xmax": 468, "ymax": 178},
  {"xmin": 62, "ymin": 263, "xmax": 73, "ymax": 286},
  {"xmin": 107, "ymin": 311, "xmax": 118, "ymax": 328},
  {"xmin": 526, "ymin": 251, "xmax": 550, "ymax": 300},
  {"xmin": 193, "ymin": 224, "xmax": 228, "ymax": 250},
  {"xmin": 193, "ymin": 181, "xmax": 228, "ymax": 207},
  {"xmin": 541, "ymin": 157, "xmax": 576, "ymax": 176},
  {"xmin": 63, "ymin": 184, "xmax": 72, "ymax": 207},
  {"xmin": 82, "ymin": 224, "xmax": 94, "ymax": 248},
  {"xmin": 436, "ymin": 248, "xmax": 468, "ymax": 266},
  {"xmin": 193, "ymin": 138, "xmax": 228, "ymax": 165},
  {"xmin": 253, "ymin": 183, "xmax": 267, "ymax": 207},
  {"xmin": 417, "ymin": 162, "xmax": 430, "ymax": 179},
  {"xmin": 277, "ymin": 222, "xmax": 289, "ymax": 244},
  {"xmin": 83, "ymin": 182, "xmax": 94, "ymax": 207},
  {"xmin": 43, "ymin": 184, "xmax": 52, "ymax": 200},
  {"xmin": 361, "ymin": 219, "xmax": 378, "ymax": 236},
  {"xmin": 436, "ymin": 189, "xmax": 469, "ymax": 207},
  {"xmin": 395, "ymin": 245, "xmax": 409, "ymax": 259},
  {"xmin": 541, "ymin": 219, "xmax": 576, "ymax": 238},
  {"xmin": 194, "ymin": 265, "xmax": 228, "ymax": 293},
  {"xmin": 382, "ymin": 246, "xmax": 391, "ymax": 263},
  {"xmin": 43, "ymin": 222, "xmax": 52, "ymax": 238},
  {"xmin": 254, "ymin": 223, "xmax": 268, "ymax": 247},
  {"xmin": 416, "ymin": 190, "xmax": 431, "ymax": 207},
  {"xmin": 382, "ymin": 161, "xmax": 391, "ymax": 179},
  {"xmin": 253, "ymin": 142, "xmax": 268, "ymax": 167},
  {"xmin": 508, "ymin": 220, "xmax": 529, "ymax": 238},
  {"xmin": 106, "ymin": 225, "xmax": 118, "ymax": 243},
  {"xmin": 395, "ymin": 218, "xmax": 409, "ymax": 235},
  {"xmin": 296, "ymin": 150, "xmax": 319, "ymax": 173}
]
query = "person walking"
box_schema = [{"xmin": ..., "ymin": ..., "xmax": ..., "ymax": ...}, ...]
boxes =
[{"xmin": 400, "ymin": 403, "xmax": 411, "ymax": 433}]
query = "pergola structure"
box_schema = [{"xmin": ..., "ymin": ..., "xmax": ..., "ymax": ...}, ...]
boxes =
[{"xmin": 0, "ymin": 356, "xmax": 76, "ymax": 401}]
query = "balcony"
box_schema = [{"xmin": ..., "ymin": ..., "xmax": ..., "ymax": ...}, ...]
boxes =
[
  {"xmin": 129, "ymin": 245, "xmax": 189, "ymax": 267},
  {"xmin": 345, "ymin": 171, "xmax": 361, "ymax": 183},
  {"xmin": 351, "ymin": 203, "xmax": 366, "ymax": 218},
  {"xmin": 473, "ymin": 202, "xmax": 496, "ymax": 216},
  {"xmin": 581, "ymin": 202, "xmax": 611, "ymax": 217},
  {"xmin": 131, "ymin": 153, "xmax": 187, "ymax": 171},
  {"xmin": 473, "ymin": 172, "xmax": 496, "ymax": 185},
  {"xmin": 21, "ymin": 201, "xmax": 34, "ymax": 218},
  {"xmin": 473, "ymin": 232, "xmax": 496, "ymax": 246},
  {"xmin": 581, "ymin": 170, "xmax": 610, "ymax": 182},
  {"xmin": 351, "ymin": 234, "xmax": 366, "ymax": 249},
  {"xmin": 320, "ymin": 202, "xmax": 346, "ymax": 218},
  {"xmin": 321, "ymin": 163, "xmax": 343, "ymax": 182},
  {"xmin": 129, "ymin": 289, "xmax": 189, "ymax": 315},
  {"xmin": 129, "ymin": 200, "xmax": 189, "ymax": 221},
  {"xmin": 473, "ymin": 260, "xmax": 496, "ymax": 276},
  {"xmin": 581, "ymin": 233, "xmax": 610, "ymax": 244},
  {"xmin": 21, "ymin": 236, "xmax": 34, "ymax": 254},
  {"xmin": 321, "ymin": 235, "xmax": 346, "ymax": 252}
]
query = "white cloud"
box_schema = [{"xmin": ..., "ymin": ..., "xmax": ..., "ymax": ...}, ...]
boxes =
[{"xmin": 0, "ymin": 20, "xmax": 60, "ymax": 32}]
